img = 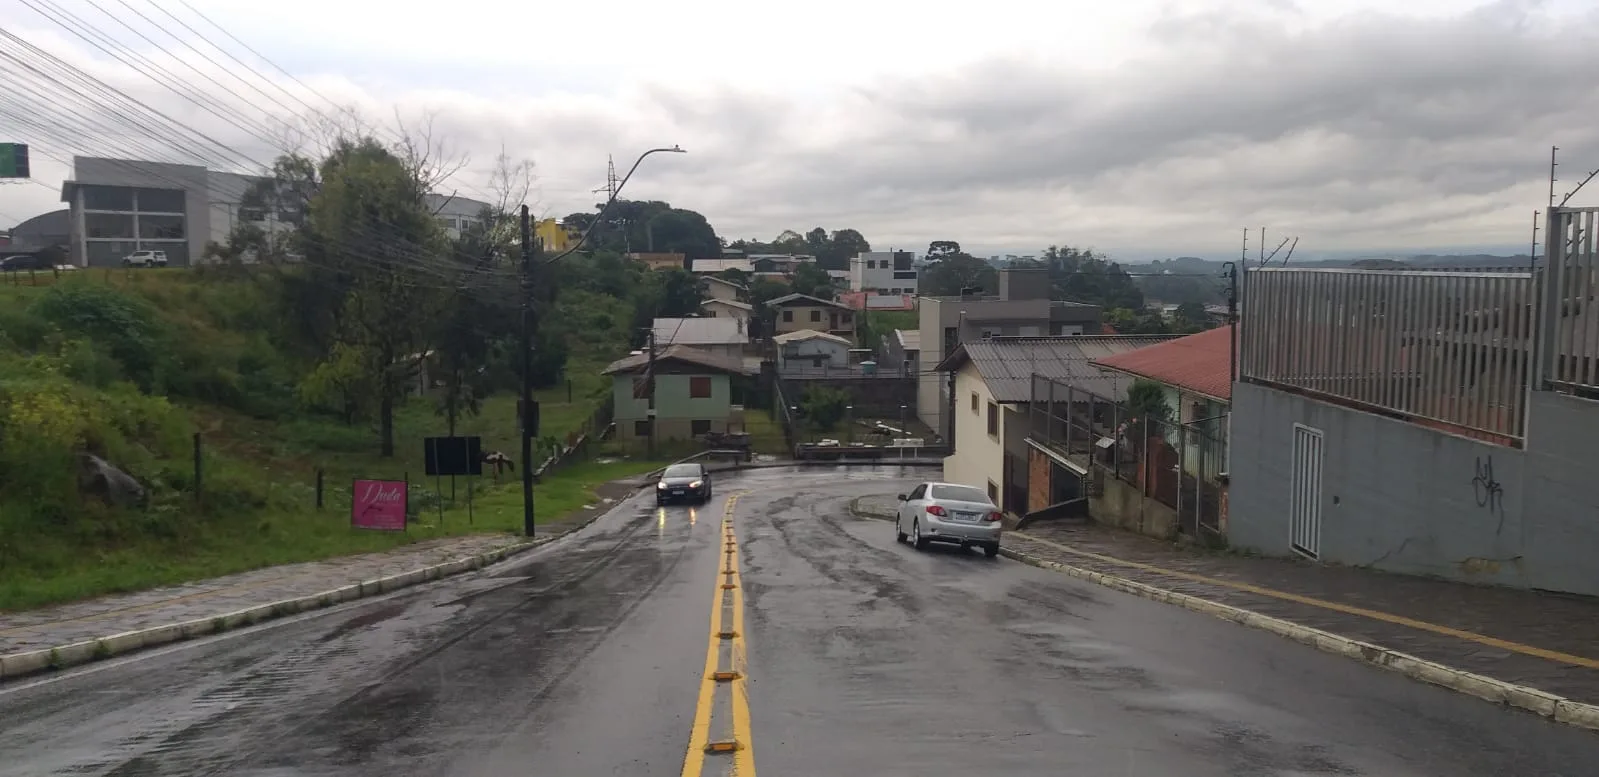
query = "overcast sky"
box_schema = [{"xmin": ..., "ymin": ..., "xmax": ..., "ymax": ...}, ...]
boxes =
[{"xmin": 2, "ymin": 0, "xmax": 1597, "ymax": 260}]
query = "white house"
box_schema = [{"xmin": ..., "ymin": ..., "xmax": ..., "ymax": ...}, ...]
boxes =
[
  {"xmin": 774, "ymin": 329, "xmax": 852, "ymax": 369},
  {"xmin": 848, "ymin": 250, "xmax": 919, "ymax": 295},
  {"xmin": 701, "ymin": 275, "xmax": 747, "ymax": 302},
  {"xmin": 700, "ymin": 298, "xmax": 752, "ymax": 322},
  {"xmin": 653, "ymin": 317, "xmax": 749, "ymax": 361},
  {"xmin": 935, "ymin": 335, "xmax": 1174, "ymax": 515}
]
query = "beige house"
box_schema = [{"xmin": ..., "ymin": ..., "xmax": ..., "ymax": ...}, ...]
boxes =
[
  {"xmin": 700, "ymin": 298, "xmax": 752, "ymax": 322},
  {"xmin": 765, "ymin": 292, "xmax": 856, "ymax": 341}
]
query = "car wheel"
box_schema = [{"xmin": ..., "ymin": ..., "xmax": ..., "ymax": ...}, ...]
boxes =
[
  {"xmin": 912, "ymin": 519, "xmax": 929, "ymax": 551},
  {"xmin": 895, "ymin": 519, "xmax": 907, "ymax": 544},
  {"xmin": 984, "ymin": 542, "xmax": 1000, "ymax": 559}
]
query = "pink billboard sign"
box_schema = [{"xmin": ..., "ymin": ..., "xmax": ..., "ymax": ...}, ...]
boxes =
[{"xmin": 351, "ymin": 479, "xmax": 407, "ymax": 531}]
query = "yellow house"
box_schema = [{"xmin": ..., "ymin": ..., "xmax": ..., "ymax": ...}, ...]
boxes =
[{"xmin": 534, "ymin": 218, "xmax": 579, "ymax": 253}]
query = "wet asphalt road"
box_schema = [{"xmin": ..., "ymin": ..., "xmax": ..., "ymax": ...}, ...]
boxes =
[{"xmin": 2, "ymin": 465, "xmax": 1597, "ymax": 776}]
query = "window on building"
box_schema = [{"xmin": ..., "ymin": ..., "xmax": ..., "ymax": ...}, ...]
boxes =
[
  {"xmin": 689, "ymin": 376, "xmax": 713, "ymax": 398},
  {"xmin": 691, "ymin": 419, "xmax": 712, "ymax": 436},
  {"xmin": 85, "ymin": 212, "xmax": 135, "ymax": 239},
  {"xmin": 840, "ymin": 313, "xmax": 852, "ymax": 324},
  {"xmin": 81, "ymin": 185, "xmax": 134, "ymax": 211},
  {"xmin": 981, "ymin": 329, "xmax": 994, "ymax": 339},
  {"xmin": 971, "ymin": 392, "xmax": 979, "ymax": 413},
  {"xmin": 809, "ymin": 310, "xmax": 821, "ymax": 322},
  {"xmin": 783, "ymin": 310, "xmax": 794, "ymax": 322},
  {"xmin": 987, "ymin": 480, "xmax": 1000, "ymax": 503},
  {"xmin": 865, "ymin": 259, "xmax": 876, "ymax": 269},
  {"xmin": 138, "ymin": 214, "xmax": 185, "ymax": 239},
  {"xmin": 238, "ymin": 207, "xmax": 267, "ymax": 223},
  {"xmin": 634, "ymin": 420, "xmax": 652, "ymax": 437},
  {"xmin": 893, "ymin": 270, "xmax": 917, "ymax": 280},
  {"xmin": 987, "ymin": 401, "xmax": 999, "ymax": 438},
  {"xmin": 134, "ymin": 188, "xmax": 185, "ymax": 213}
]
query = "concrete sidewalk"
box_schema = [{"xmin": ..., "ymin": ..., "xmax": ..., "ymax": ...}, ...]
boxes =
[
  {"xmin": 851, "ymin": 494, "xmax": 1599, "ymax": 728},
  {"xmin": 0, "ymin": 480, "xmax": 643, "ymax": 679}
]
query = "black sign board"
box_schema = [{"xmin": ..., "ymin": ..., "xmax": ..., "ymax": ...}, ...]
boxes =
[{"xmin": 424, "ymin": 436, "xmax": 483, "ymax": 477}]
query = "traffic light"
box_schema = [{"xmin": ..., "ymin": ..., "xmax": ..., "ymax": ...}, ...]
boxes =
[{"xmin": 0, "ymin": 143, "xmax": 29, "ymax": 179}]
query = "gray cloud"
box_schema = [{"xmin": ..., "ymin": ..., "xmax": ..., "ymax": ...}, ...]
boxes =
[{"xmin": 4, "ymin": 5, "xmax": 1599, "ymax": 260}]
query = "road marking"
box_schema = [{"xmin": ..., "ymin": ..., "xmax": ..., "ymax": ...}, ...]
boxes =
[
  {"xmin": 1015, "ymin": 532, "xmax": 1599, "ymax": 670},
  {"xmin": 679, "ymin": 493, "xmax": 757, "ymax": 777}
]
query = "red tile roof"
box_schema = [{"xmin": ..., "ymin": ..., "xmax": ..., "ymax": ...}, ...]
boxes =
[{"xmin": 1092, "ymin": 325, "xmax": 1234, "ymax": 401}]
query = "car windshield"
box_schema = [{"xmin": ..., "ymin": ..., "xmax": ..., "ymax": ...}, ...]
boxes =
[
  {"xmin": 662, "ymin": 464, "xmax": 701, "ymax": 478},
  {"xmin": 929, "ymin": 485, "xmax": 989, "ymax": 503}
]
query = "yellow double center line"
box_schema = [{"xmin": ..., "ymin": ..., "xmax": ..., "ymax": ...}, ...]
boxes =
[{"xmin": 680, "ymin": 493, "xmax": 757, "ymax": 777}]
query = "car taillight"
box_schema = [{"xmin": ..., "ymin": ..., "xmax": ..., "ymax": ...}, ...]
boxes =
[
  {"xmin": 984, "ymin": 512, "xmax": 1003, "ymax": 522},
  {"xmin": 925, "ymin": 505, "xmax": 947, "ymax": 517}
]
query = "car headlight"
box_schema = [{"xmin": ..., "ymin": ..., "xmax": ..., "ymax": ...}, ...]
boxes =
[
  {"xmin": 689, "ymin": 480, "xmax": 703, "ymax": 489},
  {"xmin": 657, "ymin": 481, "xmax": 668, "ymax": 489}
]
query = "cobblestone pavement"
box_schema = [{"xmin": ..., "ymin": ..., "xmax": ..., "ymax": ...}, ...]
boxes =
[
  {"xmin": 852, "ymin": 494, "xmax": 1599, "ymax": 704},
  {"xmin": 0, "ymin": 481, "xmax": 640, "ymax": 656}
]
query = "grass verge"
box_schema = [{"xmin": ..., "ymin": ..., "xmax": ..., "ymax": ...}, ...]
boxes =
[{"xmin": 0, "ymin": 458, "xmax": 664, "ymax": 613}]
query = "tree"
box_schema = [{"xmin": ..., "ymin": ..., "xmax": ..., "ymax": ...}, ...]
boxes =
[
  {"xmin": 799, "ymin": 385, "xmax": 850, "ymax": 431},
  {"xmin": 732, "ymin": 228, "xmax": 873, "ymax": 270},
  {"xmin": 1174, "ymin": 301, "xmax": 1209, "ymax": 333},
  {"xmin": 304, "ymin": 137, "xmax": 446, "ymax": 457},
  {"xmin": 927, "ymin": 240, "xmax": 962, "ymax": 259},
  {"xmin": 1124, "ymin": 379, "xmax": 1173, "ymax": 447},
  {"xmin": 1033, "ymin": 245, "xmax": 1144, "ymax": 310},
  {"xmin": 789, "ymin": 261, "xmax": 834, "ymax": 299},
  {"xmin": 823, "ymin": 229, "xmax": 871, "ymax": 268},
  {"xmin": 920, "ymin": 253, "xmax": 997, "ymax": 297}
]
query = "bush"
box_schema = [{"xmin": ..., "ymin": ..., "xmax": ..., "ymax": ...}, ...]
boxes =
[{"xmin": 28, "ymin": 282, "xmax": 172, "ymax": 392}]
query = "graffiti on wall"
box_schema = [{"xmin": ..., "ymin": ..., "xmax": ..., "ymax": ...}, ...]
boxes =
[{"xmin": 1471, "ymin": 455, "xmax": 1506, "ymax": 532}]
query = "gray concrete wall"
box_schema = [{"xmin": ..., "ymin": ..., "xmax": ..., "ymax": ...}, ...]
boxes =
[{"xmin": 1229, "ymin": 381, "xmax": 1599, "ymax": 595}]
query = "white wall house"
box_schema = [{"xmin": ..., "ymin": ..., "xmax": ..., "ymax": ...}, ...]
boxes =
[
  {"xmin": 700, "ymin": 298, "xmax": 752, "ymax": 321},
  {"xmin": 774, "ymin": 329, "xmax": 852, "ymax": 369},
  {"xmin": 942, "ymin": 360, "xmax": 1007, "ymax": 507},
  {"xmin": 849, "ymin": 250, "xmax": 920, "ymax": 294},
  {"xmin": 701, "ymin": 275, "xmax": 746, "ymax": 302}
]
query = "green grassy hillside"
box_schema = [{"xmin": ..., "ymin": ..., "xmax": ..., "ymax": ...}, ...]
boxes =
[{"xmin": 0, "ymin": 268, "xmax": 653, "ymax": 611}]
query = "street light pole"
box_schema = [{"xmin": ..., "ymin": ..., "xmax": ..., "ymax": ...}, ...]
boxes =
[{"xmin": 519, "ymin": 147, "xmax": 684, "ymax": 536}]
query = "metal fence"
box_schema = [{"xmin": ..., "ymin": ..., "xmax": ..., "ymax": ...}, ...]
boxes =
[
  {"xmin": 1028, "ymin": 375, "xmax": 1228, "ymax": 538},
  {"xmin": 1540, "ymin": 207, "xmax": 1599, "ymax": 396},
  {"xmin": 1241, "ymin": 265, "xmax": 1535, "ymax": 445}
]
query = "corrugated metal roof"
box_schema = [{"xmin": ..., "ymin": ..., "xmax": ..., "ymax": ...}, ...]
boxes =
[
  {"xmin": 939, "ymin": 335, "xmax": 1179, "ymax": 402},
  {"xmin": 653, "ymin": 317, "xmax": 747, "ymax": 346},
  {"xmin": 765, "ymin": 292, "xmax": 851, "ymax": 309},
  {"xmin": 602, "ymin": 345, "xmax": 753, "ymax": 376},
  {"xmin": 896, "ymin": 329, "xmax": 921, "ymax": 351},
  {"xmin": 1094, "ymin": 325, "xmax": 1233, "ymax": 402}
]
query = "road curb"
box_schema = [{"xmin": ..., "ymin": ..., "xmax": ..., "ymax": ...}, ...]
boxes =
[
  {"xmin": 0, "ymin": 492, "xmax": 636, "ymax": 683},
  {"xmin": 846, "ymin": 498, "xmax": 1599, "ymax": 733}
]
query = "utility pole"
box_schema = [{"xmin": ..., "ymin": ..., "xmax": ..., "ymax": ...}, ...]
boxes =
[
  {"xmin": 646, "ymin": 327, "xmax": 657, "ymax": 459},
  {"xmin": 1550, "ymin": 146, "xmax": 1559, "ymax": 209},
  {"xmin": 1224, "ymin": 262, "xmax": 1239, "ymax": 382},
  {"xmin": 519, "ymin": 204, "xmax": 537, "ymax": 537}
]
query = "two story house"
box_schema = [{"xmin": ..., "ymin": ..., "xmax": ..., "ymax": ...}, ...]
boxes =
[
  {"xmin": 603, "ymin": 346, "xmax": 755, "ymax": 442},
  {"xmin": 766, "ymin": 293, "xmax": 856, "ymax": 342}
]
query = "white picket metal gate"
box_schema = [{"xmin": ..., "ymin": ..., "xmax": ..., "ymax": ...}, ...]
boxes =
[{"xmin": 1289, "ymin": 424, "xmax": 1324, "ymax": 559}]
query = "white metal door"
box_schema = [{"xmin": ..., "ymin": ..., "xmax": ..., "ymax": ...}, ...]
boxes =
[{"xmin": 1289, "ymin": 424, "xmax": 1324, "ymax": 559}]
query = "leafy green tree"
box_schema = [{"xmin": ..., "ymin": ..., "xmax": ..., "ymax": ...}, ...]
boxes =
[
  {"xmin": 1174, "ymin": 301, "xmax": 1210, "ymax": 333},
  {"xmin": 920, "ymin": 252, "xmax": 997, "ymax": 296},
  {"xmin": 304, "ymin": 137, "xmax": 445, "ymax": 457},
  {"xmin": 800, "ymin": 385, "xmax": 851, "ymax": 431},
  {"xmin": 927, "ymin": 240, "xmax": 962, "ymax": 259},
  {"xmin": 789, "ymin": 262, "xmax": 834, "ymax": 299}
]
